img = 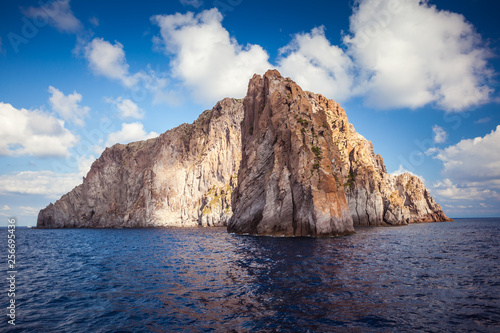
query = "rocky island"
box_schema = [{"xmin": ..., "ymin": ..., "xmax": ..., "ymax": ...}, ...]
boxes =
[{"xmin": 38, "ymin": 70, "xmax": 452, "ymax": 235}]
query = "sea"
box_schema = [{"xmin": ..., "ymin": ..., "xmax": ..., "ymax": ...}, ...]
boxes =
[{"xmin": 2, "ymin": 218, "xmax": 499, "ymax": 332}]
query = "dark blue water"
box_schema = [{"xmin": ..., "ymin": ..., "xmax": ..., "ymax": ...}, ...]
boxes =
[{"xmin": 2, "ymin": 218, "xmax": 499, "ymax": 332}]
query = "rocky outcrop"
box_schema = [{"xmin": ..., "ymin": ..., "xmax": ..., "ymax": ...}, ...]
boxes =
[
  {"xmin": 228, "ymin": 70, "xmax": 354, "ymax": 236},
  {"xmin": 325, "ymin": 97, "xmax": 453, "ymax": 225},
  {"xmin": 228, "ymin": 70, "xmax": 451, "ymax": 234},
  {"xmin": 38, "ymin": 70, "xmax": 451, "ymax": 231},
  {"xmin": 37, "ymin": 98, "xmax": 243, "ymax": 228}
]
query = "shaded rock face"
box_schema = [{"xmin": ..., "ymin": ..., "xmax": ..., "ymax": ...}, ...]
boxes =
[
  {"xmin": 228, "ymin": 70, "xmax": 451, "ymax": 234},
  {"xmin": 37, "ymin": 98, "xmax": 243, "ymax": 228},
  {"xmin": 228, "ymin": 70, "xmax": 354, "ymax": 236}
]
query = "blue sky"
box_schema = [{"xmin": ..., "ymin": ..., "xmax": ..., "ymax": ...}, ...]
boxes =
[{"xmin": 0, "ymin": 0, "xmax": 499, "ymax": 226}]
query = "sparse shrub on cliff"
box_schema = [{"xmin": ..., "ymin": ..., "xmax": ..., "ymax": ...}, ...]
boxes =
[
  {"xmin": 405, "ymin": 180, "xmax": 415, "ymax": 192},
  {"xmin": 311, "ymin": 146, "xmax": 322, "ymax": 159},
  {"xmin": 344, "ymin": 171, "xmax": 356, "ymax": 190},
  {"xmin": 297, "ymin": 117, "xmax": 309, "ymax": 127}
]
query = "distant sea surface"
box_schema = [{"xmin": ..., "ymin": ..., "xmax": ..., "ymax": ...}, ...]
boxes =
[{"xmin": 2, "ymin": 218, "xmax": 500, "ymax": 332}]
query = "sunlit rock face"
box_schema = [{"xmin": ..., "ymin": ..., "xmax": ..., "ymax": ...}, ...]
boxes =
[
  {"xmin": 324, "ymin": 93, "xmax": 452, "ymax": 226},
  {"xmin": 38, "ymin": 70, "xmax": 451, "ymax": 231},
  {"xmin": 38, "ymin": 98, "xmax": 243, "ymax": 228}
]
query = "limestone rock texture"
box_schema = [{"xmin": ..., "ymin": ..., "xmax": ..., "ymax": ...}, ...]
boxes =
[
  {"xmin": 37, "ymin": 98, "xmax": 243, "ymax": 228},
  {"xmin": 228, "ymin": 70, "xmax": 355, "ymax": 236}
]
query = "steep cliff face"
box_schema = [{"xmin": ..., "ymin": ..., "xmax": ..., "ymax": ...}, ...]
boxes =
[
  {"xmin": 228, "ymin": 70, "xmax": 451, "ymax": 234},
  {"xmin": 37, "ymin": 98, "xmax": 243, "ymax": 228},
  {"xmin": 38, "ymin": 70, "xmax": 451, "ymax": 230},
  {"xmin": 319, "ymin": 91, "xmax": 452, "ymax": 226},
  {"xmin": 228, "ymin": 70, "xmax": 354, "ymax": 236}
]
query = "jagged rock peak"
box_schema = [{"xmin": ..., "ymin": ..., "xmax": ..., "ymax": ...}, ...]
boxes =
[
  {"xmin": 323, "ymin": 89, "xmax": 453, "ymax": 226},
  {"xmin": 37, "ymin": 69, "xmax": 451, "ymax": 231},
  {"xmin": 228, "ymin": 69, "xmax": 451, "ymax": 235},
  {"xmin": 228, "ymin": 70, "xmax": 355, "ymax": 236}
]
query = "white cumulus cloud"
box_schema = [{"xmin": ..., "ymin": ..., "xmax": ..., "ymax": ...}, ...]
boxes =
[
  {"xmin": 0, "ymin": 154, "xmax": 96, "ymax": 200},
  {"xmin": 152, "ymin": 9, "xmax": 272, "ymax": 104},
  {"xmin": 432, "ymin": 125, "xmax": 500, "ymax": 183},
  {"xmin": 343, "ymin": 0, "xmax": 493, "ymax": 110},
  {"xmin": 151, "ymin": 4, "xmax": 494, "ymax": 110},
  {"xmin": 278, "ymin": 27, "xmax": 355, "ymax": 102},
  {"xmin": 48, "ymin": 86, "xmax": 90, "ymax": 126},
  {"xmin": 106, "ymin": 97, "xmax": 144, "ymax": 119},
  {"xmin": 432, "ymin": 125, "xmax": 448, "ymax": 144},
  {"xmin": 106, "ymin": 122, "xmax": 158, "ymax": 147},
  {"xmin": 22, "ymin": 0, "xmax": 82, "ymax": 34},
  {"xmin": 430, "ymin": 126, "xmax": 500, "ymax": 212},
  {"xmin": 433, "ymin": 178, "xmax": 499, "ymax": 202},
  {"xmin": 0, "ymin": 170, "xmax": 81, "ymax": 198},
  {"xmin": 83, "ymin": 38, "xmax": 178, "ymax": 105},
  {"xmin": 0, "ymin": 102, "xmax": 78, "ymax": 157},
  {"xmin": 84, "ymin": 37, "xmax": 140, "ymax": 88}
]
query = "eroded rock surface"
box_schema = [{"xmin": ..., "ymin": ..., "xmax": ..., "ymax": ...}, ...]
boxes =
[
  {"xmin": 37, "ymin": 98, "xmax": 243, "ymax": 228},
  {"xmin": 228, "ymin": 70, "xmax": 354, "ymax": 236},
  {"xmin": 325, "ymin": 97, "xmax": 453, "ymax": 226},
  {"xmin": 38, "ymin": 70, "xmax": 451, "ymax": 231},
  {"xmin": 228, "ymin": 70, "xmax": 451, "ymax": 234}
]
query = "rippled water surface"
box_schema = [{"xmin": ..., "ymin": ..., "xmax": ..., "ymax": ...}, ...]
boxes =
[{"xmin": 2, "ymin": 218, "xmax": 500, "ymax": 332}]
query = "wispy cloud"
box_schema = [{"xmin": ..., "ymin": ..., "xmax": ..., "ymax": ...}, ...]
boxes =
[
  {"xmin": 179, "ymin": 0, "xmax": 203, "ymax": 8},
  {"xmin": 474, "ymin": 117, "xmax": 491, "ymax": 124},
  {"xmin": 432, "ymin": 125, "xmax": 448, "ymax": 144},
  {"xmin": 89, "ymin": 16, "xmax": 99, "ymax": 27},
  {"xmin": 22, "ymin": 0, "xmax": 83, "ymax": 34}
]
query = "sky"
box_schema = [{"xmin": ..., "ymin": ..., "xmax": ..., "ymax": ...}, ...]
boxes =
[{"xmin": 0, "ymin": 0, "xmax": 499, "ymax": 226}]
